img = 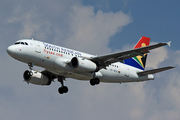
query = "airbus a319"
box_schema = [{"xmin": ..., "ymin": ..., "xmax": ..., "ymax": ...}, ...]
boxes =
[{"xmin": 7, "ymin": 36, "xmax": 174, "ymax": 94}]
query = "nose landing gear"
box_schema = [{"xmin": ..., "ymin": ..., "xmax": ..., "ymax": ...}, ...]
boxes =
[
  {"xmin": 28, "ymin": 63, "xmax": 34, "ymax": 70},
  {"xmin": 58, "ymin": 76, "xmax": 68, "ymax": 94},
  {"xmin": 27, "ymin": 63, "xmax": 68, "ymax": 94}
]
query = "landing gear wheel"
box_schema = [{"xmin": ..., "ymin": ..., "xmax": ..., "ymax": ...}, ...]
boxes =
[
  {"xmin": 63, "ymin": 86, "xmax": 68, "ymax": 93},
  {"xmin": 95, "ymin": 78, "xmax": 100, "ymax": 85},
  {"xmin": 90, "ymin": 78, "xmax": 100, "ymax": 86},
  {"xmin": 58, "ymin": 87, "xmax": 64, "ymax": 94},
  {"xmin": 58, "ymin": 86, "xmax": 68, "ymax": 94},
  {"xmin": 90, "ymin": 79, "xmax": 96, "ymax": 86},
  {"xmin": 58, "ymin": 76, "xmax": 68, "ymax": 94}
]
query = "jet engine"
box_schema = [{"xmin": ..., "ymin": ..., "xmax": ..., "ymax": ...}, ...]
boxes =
[
  {"xmin": 23, "ymin": 70, "xmax": 51, "ymax": 85},
  {"xmin": 70, "ymin": 57, "xmax": 99, "ymax": 72}
]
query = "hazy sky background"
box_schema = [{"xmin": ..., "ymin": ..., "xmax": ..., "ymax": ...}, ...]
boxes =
[{"xmin": 1, "ymin": 0, "xmax": 180, "ymax": 120}]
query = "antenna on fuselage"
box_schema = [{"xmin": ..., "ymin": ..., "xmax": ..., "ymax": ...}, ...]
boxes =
[{"xmin": 32, "ymin": 38, "xmax": 34, "ymax": 40}]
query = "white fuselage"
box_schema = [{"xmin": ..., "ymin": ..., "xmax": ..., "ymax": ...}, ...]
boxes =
[{"xmin": 7, "ymin": 39, "xmax": 154, "ymax": 83}]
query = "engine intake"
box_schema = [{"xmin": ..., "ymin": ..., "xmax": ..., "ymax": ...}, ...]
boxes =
[
  {"xmin": 71, "ymin": 57, "xmax": 78, "ymax": 68},
  {"xmin": 70, "ymin": 57, "xmax": 99, "ymax": 72},
  {"xmin": 23, "ymin": 70, "xmax": 51, "ymax": 85}
]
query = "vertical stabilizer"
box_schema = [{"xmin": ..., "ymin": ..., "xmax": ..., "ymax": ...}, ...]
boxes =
[{"xmin": 124, "ymin": 36, "xmax": 150, "ymax": 70}]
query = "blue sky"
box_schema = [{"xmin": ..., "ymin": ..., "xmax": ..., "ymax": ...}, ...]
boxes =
[
  {"xmin": 82, "ymin": 0, "xmax": 180, "ymax": 51},
  {"xmin": 1, "ymin": 0, "xmax": 180, "ymax": 120}
]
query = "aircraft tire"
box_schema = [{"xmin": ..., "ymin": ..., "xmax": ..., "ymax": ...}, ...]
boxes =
[
  {"xmin": 63, "ymin": 86, "xmax": 68, "ymax": 93},
  {"xmin": 95, "ymin": 78, "xmax": 100, "ymax": 85},
  {"xmin": 58, "ymin": 87, "xmax": 64, "ymax": 94},
  {"xmin": 90, "ymin": 79, "xmax": 95, "ymax": 86},
  {"xmin": 58, "ymin": 86, "xmax": 68, "ymax": 94}
]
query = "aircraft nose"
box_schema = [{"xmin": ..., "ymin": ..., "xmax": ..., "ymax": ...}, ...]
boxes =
[{"xmin": 7, "ymin": 45, "xmax": 15, "ymax": 56}]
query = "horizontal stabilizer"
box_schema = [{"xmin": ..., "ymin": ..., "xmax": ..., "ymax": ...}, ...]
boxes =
[{"xmin": 137, "ymin": 66, "xmax": 174, "ymax": 76}]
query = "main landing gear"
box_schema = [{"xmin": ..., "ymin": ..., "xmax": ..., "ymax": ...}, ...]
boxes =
[
  {"xmin": 58, "ymin": 76, "xmax": 68, "ymax": 94},
  {"xmin": 90, "ymin": 73, "xmax": 100, "ymax": 86},
  {"xmin": 90, "ymin": 78, "xmax": 100, "ymax": 86}
]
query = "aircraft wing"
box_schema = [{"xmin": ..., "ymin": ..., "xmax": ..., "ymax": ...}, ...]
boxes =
[
  {"xmin": 137, "ymin": 66, "xmax": 174, "ymax": 76},
  {"xmin": 90, "ymin": 41, "xmax": 171, "ymax": 67}
]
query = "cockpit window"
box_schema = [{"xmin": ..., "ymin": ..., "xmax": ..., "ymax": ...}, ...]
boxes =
[
  {"xmin": 14, "ymin": 42, "xmax": 28, "ymax": 45},
  {"xmin": 14, "ymin": 42, "xmax": 20, "ymax": 45}
]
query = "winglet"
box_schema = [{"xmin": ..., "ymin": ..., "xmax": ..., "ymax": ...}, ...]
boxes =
[{"xmin": 167, "ymin": 41, "xmax": 171, "ymax": 47}]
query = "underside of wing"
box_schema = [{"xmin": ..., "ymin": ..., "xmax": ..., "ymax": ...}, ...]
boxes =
[{"xmin": 41, "ymin": 70, "xmax": 57, "ymax": 79}]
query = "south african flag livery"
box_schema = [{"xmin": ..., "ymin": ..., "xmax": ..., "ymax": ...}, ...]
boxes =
[{"xmin": 124, "ymin": 36, "xmax": 150, "ymax": 70}]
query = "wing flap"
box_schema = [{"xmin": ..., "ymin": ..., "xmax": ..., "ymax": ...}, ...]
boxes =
[{"xmin": 137, "ymin": 66, "xmax": 174, "ymax": 76}]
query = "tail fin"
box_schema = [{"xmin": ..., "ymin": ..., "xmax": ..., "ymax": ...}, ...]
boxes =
[{"xmin": 124, "ymin": 36, "xmax": 150, "ymax": 70}]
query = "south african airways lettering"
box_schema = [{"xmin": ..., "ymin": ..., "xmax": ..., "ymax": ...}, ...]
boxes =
[{"xmin": 43, "ymin": 43, "xmax": 82, "ymax": 56}]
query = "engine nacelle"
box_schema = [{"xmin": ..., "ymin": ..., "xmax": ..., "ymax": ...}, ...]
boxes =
[
  {"xmin": 23, "ymin": 70, "xmax": 51, "ymax": 85},
  {"xmin": 70, "ymin": 57, "xmax": 99, "ymax": 72}
]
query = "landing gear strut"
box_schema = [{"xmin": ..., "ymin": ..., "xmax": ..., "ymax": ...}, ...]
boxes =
[
  {"xmin": 58, "ymin": 76, "xmax": 68, "ymax": 94},
  {"xmin": 28, "ymin": 63, "xmax": 34, "ymax": 70}
]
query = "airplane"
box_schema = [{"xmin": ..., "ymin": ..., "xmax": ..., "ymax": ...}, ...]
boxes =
[{"xmin": 7, "ymin": 36, "xmax": 174, "ymax": 94}]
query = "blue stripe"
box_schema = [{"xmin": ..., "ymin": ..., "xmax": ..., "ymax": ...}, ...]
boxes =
[{"xmin": 124, "ymin": 58, "xmax": 144, "ymax": 70}]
